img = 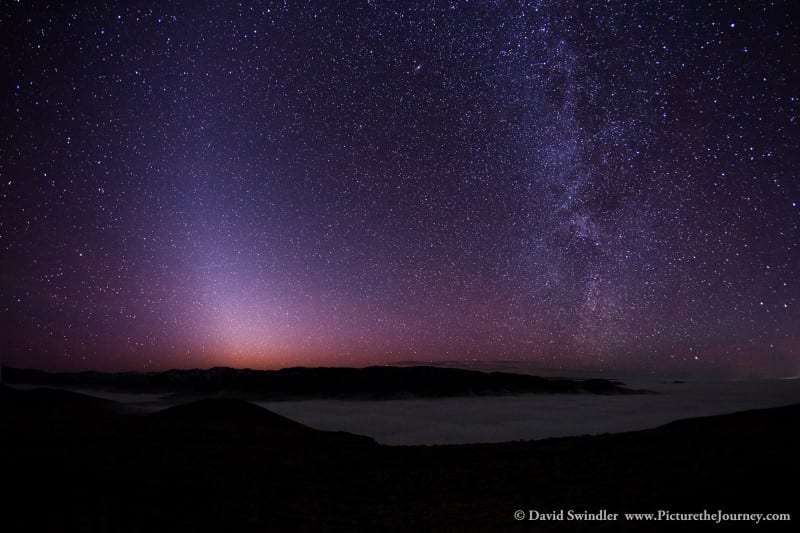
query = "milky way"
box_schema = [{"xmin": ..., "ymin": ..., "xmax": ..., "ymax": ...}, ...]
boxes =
[{"xmin": 2, "ymin": 1, "xmax": 798, "ymax": 375}]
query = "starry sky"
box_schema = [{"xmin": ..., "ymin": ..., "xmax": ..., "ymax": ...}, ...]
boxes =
[{"xmin": 1, "ymin": 0, "xmax": 798, "ymax": 376}]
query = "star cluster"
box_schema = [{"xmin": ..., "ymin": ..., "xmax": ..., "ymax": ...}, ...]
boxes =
[{"xmin": 1, "ymin": 1, "xmax": 798, "ymax": 375}]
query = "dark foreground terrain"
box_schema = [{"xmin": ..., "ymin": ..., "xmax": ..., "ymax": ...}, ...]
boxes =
[{"xmin": 2, "ymin": 386, "xmax": 797, "ymax": 532}]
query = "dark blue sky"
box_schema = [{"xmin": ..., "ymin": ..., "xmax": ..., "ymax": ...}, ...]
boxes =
[{"xmin": 2, "ymin": 0, "xmax": 798, "ymax": 376}]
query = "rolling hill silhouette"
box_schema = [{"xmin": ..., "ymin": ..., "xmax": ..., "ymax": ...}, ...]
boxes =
[{"xmin": 151, "ymin": 397, "xmax": 377, "ymax": 448}]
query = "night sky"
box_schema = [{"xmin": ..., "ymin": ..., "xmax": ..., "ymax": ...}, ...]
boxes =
[{"xmin": 2, "ymin": 1, "xmax": 798, "ymax": 376}]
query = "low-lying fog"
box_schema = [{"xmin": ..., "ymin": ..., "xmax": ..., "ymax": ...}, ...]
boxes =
[
  {"xmin": 49, "ymin": 378, "xmax": 800, "ymax": 445},
  {"xmin": 255, "ymin": 380, "xmax": 800, "ymax": 444}
]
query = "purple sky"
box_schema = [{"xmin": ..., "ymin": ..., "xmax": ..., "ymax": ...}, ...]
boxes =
[{"xmin": 2, "ymin": 1, "xmax": 798, "ymax": 376}]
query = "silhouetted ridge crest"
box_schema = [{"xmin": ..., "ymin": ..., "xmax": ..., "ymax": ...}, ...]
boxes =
[
  {"xmin": 2, "ymin": 365, "xmax": 647, "ymax": 397},
  {"xmin": 151, "ymin": 398, "xmax": 308, "ymax": 429}
]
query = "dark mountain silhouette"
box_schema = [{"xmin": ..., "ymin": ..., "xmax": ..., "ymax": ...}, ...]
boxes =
[
  {"xmin": 152, "ymin": 397, "xmax": 311, "ymax": 427},
  {"xmin": 1, "ymin": 384, "xmax": 117, "ymax": 414},
  {"xmin": 1, "ymin": 385, "xmax": 121, "ymax": 430},
  {"xmin": 1, "ymin": 385, "xmax": 797, "ymax": 532},
  {"xmin": 151, "ymin": 397, "xmax": 377, "ymax": 448},
  {"xmin": 2, "ymin": 365, "xmax": 645, "ymax": 398}
]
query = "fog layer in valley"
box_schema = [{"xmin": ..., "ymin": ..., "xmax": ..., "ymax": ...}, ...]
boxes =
[
  {"xmin": 17, "ymin": 378, "xmax": 799, "ymax": 445},
  {"xmin": 256, "ymin": 380, "xmax": 800, "ymax": 444}
]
